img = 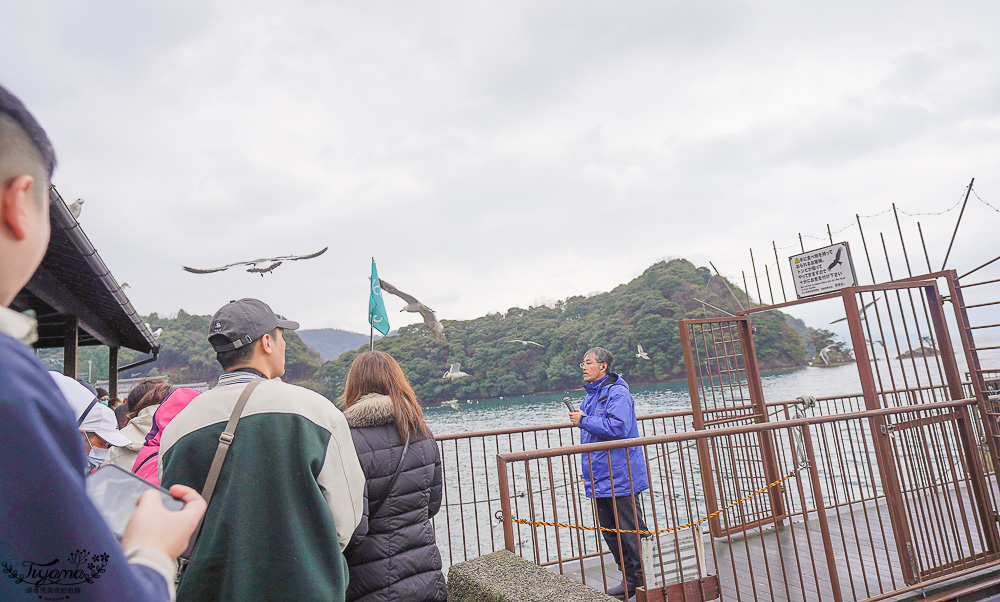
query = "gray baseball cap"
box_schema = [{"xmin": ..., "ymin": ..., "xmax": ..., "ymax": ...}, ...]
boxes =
[{"xmin": 208, "ymin": 298, "xmax": 299, "ymax": 352}]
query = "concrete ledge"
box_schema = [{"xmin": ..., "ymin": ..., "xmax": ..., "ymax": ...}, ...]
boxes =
[{"xmin": 448, "ymin": 550, "xmax": 616, "ymax": 602}]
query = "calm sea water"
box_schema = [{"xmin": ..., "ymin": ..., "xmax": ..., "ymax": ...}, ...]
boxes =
[{"xmin": 424, "ymin": 344, "xmax": 1000, "ymax": 436}]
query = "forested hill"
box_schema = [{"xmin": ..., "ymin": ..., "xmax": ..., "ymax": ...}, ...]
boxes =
[
  {"xmin": 313, "ymin": 259, "xmax": 812, "ymax": 405},
  {"xmin": 50, "ymin": 259, "xmax": 821, "ymax": 405}
]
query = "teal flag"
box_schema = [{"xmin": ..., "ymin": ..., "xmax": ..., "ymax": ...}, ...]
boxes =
[{"xmin": 369, "ymin": 260, "xmax": 390, "ymax": 336}]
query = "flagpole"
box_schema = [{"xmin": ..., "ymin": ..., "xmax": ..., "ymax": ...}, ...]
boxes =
[{"xmin": 370, "ymin": 257, "xmax": 375, "ymax": 351}]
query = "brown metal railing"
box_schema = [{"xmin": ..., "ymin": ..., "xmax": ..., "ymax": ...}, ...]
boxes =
[
  {"xmin": 495, "ymin": 399, "xmax": 1000, "ymax": 601},
  {"xmin": 430, "ymin": 383, "xmax": 974, "ymax": 571}
]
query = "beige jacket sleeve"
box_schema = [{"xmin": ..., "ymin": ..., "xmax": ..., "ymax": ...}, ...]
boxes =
[{"xmin": 317, "ymin": 410, "xmax": 367, "ymax": 551}]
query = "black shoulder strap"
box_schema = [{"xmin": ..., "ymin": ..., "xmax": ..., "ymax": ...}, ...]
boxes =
[
  {"xmin": 369, "ymin": 431, "xmax": 411, "ymax": 518},
  {"xmin": 76, "ymin": 398, "xmax": 99, "ymax": 428},
  {"xmin": 132, "ymin": 451, "xmax": 159, "ymax": 474}
]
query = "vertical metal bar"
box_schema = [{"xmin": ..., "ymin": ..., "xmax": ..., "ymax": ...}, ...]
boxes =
[
  {"xmin": 942, "ymin": 177, "xmax": 975, "ymax": 270},
  {"xmin": 63, "ymin": 315, "xmax": 78, "ymax": 378},
  {"xmin": 918, "ymin": 222, "xmax": 933, "ymax": 274},
  {"xmin": 828, "ymin": 223, "xmax": 834, "ymax": 245},
  {"xmin": 498, "ymin": 455, "xmax": 514, "ymax": 552},
  {"xmin": 843, "ymin": 289, "xmax": 919, "ymax": 584},
  {"xmin": 956, "ymin": 405, "xmax": 1000, "ymax": 553},
  {"xmin": 802, "ymin": 425, "xmax": 845, "ymax": 602},
  {"xmin": 750, "ymin": 248, "xmax": 763, "ymax": 307},
  {"xmin": 946, "ymin": 271, "xmax": 1000, "ymax": 465},
  {"xmin": 108, "ymin": 346, "xmax": 119, "ymax": 400},
  {"xmin": 857, "ymin": 214, "xmax": 877, "ymax": 284},
  {"xmin": 799, "ymin": 233, "xmax": 805, "ymax": 253},
  {"xmin": 765, "ymin": 264, "xmax": 775, "ymax": 305},
  {"xmin": 773, "ymin": 241, "xmax": 788, "ymax": 303},
  {"xmin": 742, "ymin": 270, "xmax": 752, "ymax": 308},
  {"xmin": 893, "ymin": 203, "xmax": 913, "ymax": 277}
]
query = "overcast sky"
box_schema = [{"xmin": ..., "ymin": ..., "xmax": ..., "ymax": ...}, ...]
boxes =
[{"xmin": 4, "ymin": 1, "xmax": 1000, "ymax": 339}]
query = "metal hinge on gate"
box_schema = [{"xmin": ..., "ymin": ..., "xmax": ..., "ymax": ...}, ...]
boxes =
[{"xmin": 879, "ymin": 424, "xmax": 897, "ymax": 437}]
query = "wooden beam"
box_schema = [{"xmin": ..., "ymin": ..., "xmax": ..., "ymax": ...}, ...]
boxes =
[
  {"xmin": 109, "ymin": 347, "xmax": 119, "ymax": 400},
  {"xmin": 63, "ymin": 315, "xmax": 78, "ymax": 378},
  {"xmin": 25, "ymin": 264, "xmax": 119, "ymax": 348}
]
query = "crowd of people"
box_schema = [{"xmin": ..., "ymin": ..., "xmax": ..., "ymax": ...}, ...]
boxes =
[
  {"xmin": 0, "ymin": 84, "xmax": 446, "ymax": 602},
  {"xmin": 1, "ymin": 83, "xmax": 650, "ymax": 602}
]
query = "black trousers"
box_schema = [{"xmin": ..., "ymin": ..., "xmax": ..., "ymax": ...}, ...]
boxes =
[{"xmin": 595, "ymin": 494, "xmax": 648, "ymax": 589}]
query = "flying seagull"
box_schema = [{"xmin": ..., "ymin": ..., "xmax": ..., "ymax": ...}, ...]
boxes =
[
  {"xmin": 443, "ymin": 363, "xmax": 468, "ymax": 380},
  {"xmin": 828, "ymin": 248, "xmax": 844, "ymax": 271},
  {"xmin": 68, "ymin": 198, "xmax": 84, "ymax": 219},
  {"xmin": 379, "ymin": 279, "xmax": 444, "ymax": 338},
  {"xmin": 507, "ymin": 339, "xmax": 543, "ymax": 347},
  {"xmin": 441, "ymin": 399, "xmax": 461, "ymax": 410},
  {"xmin": 182, "ymin": 247, "xmax": 328, "ymax": 277},
  {"xmin": 636, "ymin": 343, "xmax": 650, "ymax": 360}
]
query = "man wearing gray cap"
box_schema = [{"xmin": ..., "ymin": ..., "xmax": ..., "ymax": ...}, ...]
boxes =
[{"xmin": 159, "ymin": 298, "xmax": 367, "ymax": 601}]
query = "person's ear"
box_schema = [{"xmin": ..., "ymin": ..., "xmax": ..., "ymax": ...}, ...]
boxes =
[
  {"xmin": 259, "ymin": 333, "xmax": 274, "ymax": 355},
  {"xmin": 1, "ymin": 175, "xmax": 37, "ymax": 241}
]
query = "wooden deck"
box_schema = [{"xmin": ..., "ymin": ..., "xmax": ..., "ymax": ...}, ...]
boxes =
[{"xmin": 549, "ymin": 480, "xmax": 1000, "ymax": 601}]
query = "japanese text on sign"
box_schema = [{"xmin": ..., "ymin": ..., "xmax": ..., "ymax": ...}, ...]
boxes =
[{"xmin": 789, "ymin": 242, "xmax": 857, "ymax": 299}]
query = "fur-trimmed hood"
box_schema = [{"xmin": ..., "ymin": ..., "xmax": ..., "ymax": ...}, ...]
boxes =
[{"xmin": 343, "ymin": 393, "xmax": 396, "ymax": 428}]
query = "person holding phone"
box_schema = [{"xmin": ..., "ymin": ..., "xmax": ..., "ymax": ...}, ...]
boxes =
[
  {"xmin": 0, "ymin": 84, "xmax": 207, "ymax": 602},
  {"xmin": 340, "ymin": 351, "xmax": 447, "ymax": 602},
  {"xmin": 569, "ymin": 347, "xmax": 649, "ymax": 602}
]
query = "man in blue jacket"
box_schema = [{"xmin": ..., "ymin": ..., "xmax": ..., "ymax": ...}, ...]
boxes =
[
  {"xmin": 570, "ymin": 347, "xmax": 649, "ymax": 601},
  {"xmin": 0, "ymin": 84, "xmax": 206, "ymax": 601}
]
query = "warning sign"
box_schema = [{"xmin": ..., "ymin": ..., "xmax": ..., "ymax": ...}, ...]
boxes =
[{"xmin": 789, "ymin": 242, "xmax": 857, "ymax": 299}]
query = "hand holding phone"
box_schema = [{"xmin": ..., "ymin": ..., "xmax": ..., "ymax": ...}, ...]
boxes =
[{"xmin": 86, "ymin": 464, "xmax": 185, "ymax": 538}]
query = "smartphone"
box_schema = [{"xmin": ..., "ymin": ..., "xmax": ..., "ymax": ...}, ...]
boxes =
[
  {"xmin": 562, "ymin": 397, "xmax": 575, "ymax": 412},
  {"xmin": 86, "ymin": 464, "xmax": 185, "ymax": 538}
]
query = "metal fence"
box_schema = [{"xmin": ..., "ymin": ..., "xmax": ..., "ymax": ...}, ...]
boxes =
[{"xmin": 494, "ymin": 399, "xmax": 1000, "ymax": 601}]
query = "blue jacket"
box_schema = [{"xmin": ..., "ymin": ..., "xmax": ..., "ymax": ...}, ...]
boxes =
[
  {"xmin": 577, "ymin": 373, "xmax": 649, "ymax": 498},
  {"xmin": 0, "ymin": 332, "xmax": 171, "ymax": 601}
]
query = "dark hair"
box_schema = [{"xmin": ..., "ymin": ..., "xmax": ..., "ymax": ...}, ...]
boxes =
[
  {"xmin": 96, "ymin": 387, "xmax": 109, "ymax": 399},
  {"xmin": 584, "ymin": 347, "xmax": 614, "ymax": 373},
  {"xmin": 215, "ymin": 327, "xmax": 280, "ymax": 370},
  {"xmin": 114, "ymin": 402, "xmax": 130, "ymax": 429},
  {"xmin": 341, "ymin": 351, "xmax": 429, "ymax": 440},
  {"xmin": 127, "ymin": 383, "xmax": 174, "ymax": 422},
  {"xmin": 126, "ymin": 378, "xmax": 167, "ymax": 413}
]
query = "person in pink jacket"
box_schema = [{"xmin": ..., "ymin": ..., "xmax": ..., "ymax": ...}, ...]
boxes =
[{"xmin": 132, "ymin": 387, "xmax": 201, "ymax": 484}]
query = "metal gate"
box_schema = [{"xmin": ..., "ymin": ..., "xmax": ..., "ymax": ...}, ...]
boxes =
[
  {"xmin": 679, "ymin": 316, "xmax": 787, "ymax": 538},
  {"xmin": 844, "ymin": 278, "xmax": 1000, "ymax": 583}
]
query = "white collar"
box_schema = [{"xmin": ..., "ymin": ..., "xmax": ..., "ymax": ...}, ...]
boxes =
[{"xmin": 0, "ymin": 306, "xmax": 38, "ymax": 345}]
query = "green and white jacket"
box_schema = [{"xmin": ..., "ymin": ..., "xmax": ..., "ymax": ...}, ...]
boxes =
[{"xmin": 159, "ymin": 371, "xmax": 366, "ymax": 601}]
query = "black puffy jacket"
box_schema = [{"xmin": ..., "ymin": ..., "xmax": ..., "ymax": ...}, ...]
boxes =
[{"xmin": 343, "ymin": 394, "xmax": 447, "ymax": 602}]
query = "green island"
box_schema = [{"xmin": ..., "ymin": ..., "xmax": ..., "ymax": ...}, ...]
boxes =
[{"xmin": 45, "ymin": 259, "xmax": 839, "ymax": 405}]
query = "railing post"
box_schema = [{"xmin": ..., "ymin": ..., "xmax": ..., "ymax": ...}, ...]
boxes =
[
  {"xmin": 843, "ymin": 289, "xmax": 919, "ymax": 584},
  {"xmin": 497, "ymin": 453, "xmax": 515, "ymax": 552},
  {"xmin": 801, "ymin": 424, "xmax": 844, "ymax": 602}
]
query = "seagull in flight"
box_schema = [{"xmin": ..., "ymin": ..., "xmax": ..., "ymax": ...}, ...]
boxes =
[
  {"xmin": 379, "ymin": 279, "xmax": 444, "ymax": 338},
  {"xmin": 443, "ymin": 363, "xmax": 468, "ymax": 380},
  {"xmin": 507, "ymin": 339, "xmax": 543, "ymax": 347},
  {"xmin": 182, "ymin": 247, "xmax": 328, "ymax": 277},
  {"xmin": 828, "ymin": 248, "xmax": 844, "ymax": 271},
  {"xmin": 636, "ymin": 343, "xmax": 650, "ymax": 360}
]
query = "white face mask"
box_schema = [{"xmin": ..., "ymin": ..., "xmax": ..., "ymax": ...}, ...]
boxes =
[{"xmin": 88, "ymin": 446, "xmax": 109, "ymax": 465}]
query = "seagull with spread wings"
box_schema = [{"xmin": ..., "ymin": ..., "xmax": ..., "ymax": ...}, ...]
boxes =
[
  {"xmin": 507, "ymin": 339, "xmax": 543, "ymax": 347},
  {"xmin": 443, "ymin": 363, "xmax": 468, "ymax": 380},
  {"xmin": 379, "ymin": 279, "xmax": 444, "ymax": 338},
  {"xmin": 183, "ymin": 247, "xmax": 328, "ymax": 277},
  {"xmin": 636, "ymin": 343, "xmax": 650, "ymax": 360}
]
